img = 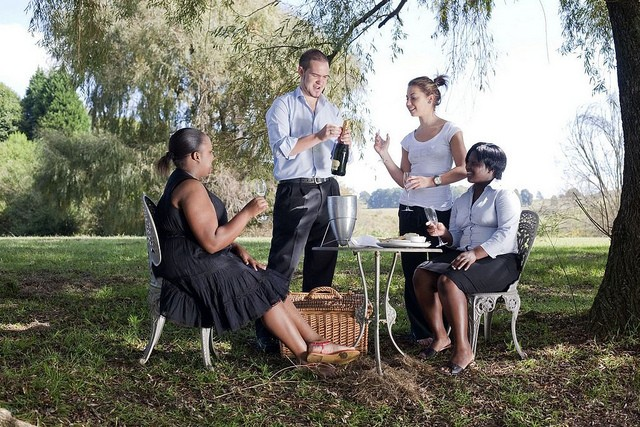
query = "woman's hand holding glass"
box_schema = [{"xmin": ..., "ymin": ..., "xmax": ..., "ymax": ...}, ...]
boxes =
[
  {"xmin": 402, "ymin": 171, "xmax": 414, "ymax": 212},
  {"xmin": 251, "ymin": 179, "xmax": 269, "ymax": 223},
  {"xmin": 424, "ymin": 207, "xmax": 446, "ymax": 247}
]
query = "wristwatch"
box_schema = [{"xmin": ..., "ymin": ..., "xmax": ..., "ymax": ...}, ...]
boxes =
[{"xmin": 433, "ymin": 175, "xmax": 442, "ymax": 186}]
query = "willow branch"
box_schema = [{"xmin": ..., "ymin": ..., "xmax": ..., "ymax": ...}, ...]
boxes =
[
  {"xmin": 573, "ymin": 192, "xmax": 610, "ymax": 237},
  {"xmin": 326, "ymin": 0, "xmax": 395, "ymax": 62},
  {"xmin": 378, "ymin": 0, "xmax": 408, "ymax": 28}
]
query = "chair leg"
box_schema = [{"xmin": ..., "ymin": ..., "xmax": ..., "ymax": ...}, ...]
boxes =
[
  {"xmin": 469, "ymin": 297, "xmax": 483, "ymax": 358},
  {"xmin": 139, "ymin": 315, "xmax": 166, "ymax": 365},
  {"xmin": 484, "ymin": 311, "xmax": 494, "ymax": 341},
  {"xmin": 503, "ymin": 294, "xmax": 526, "ymax": 359},
  {"xmin": 470, "ymin": 294, "xmax": 499, "ymax": 357},
  {"xmin": 201, "ymin": 328, "xmax": 214, "ymax": 371},
  {"xmin": 210, "ymin": 331, "xmax": 221, "ymax": 359}
]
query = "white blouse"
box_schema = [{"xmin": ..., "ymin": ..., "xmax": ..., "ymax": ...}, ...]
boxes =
[{"xmin": 449, "ymin": 180, "xmax": 521, "ymax": 258}]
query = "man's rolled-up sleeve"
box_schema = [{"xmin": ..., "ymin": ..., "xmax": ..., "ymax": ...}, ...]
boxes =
[{"xmin": 266, "ymin": 99, "xmax": 298, "ymax": 160}]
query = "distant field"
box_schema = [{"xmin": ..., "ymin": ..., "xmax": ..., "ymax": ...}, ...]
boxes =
[
  {"xmin": 353, "ymin": 206, "xmax": 398, "ymax": 237},
  {"xmin": 533, "ymin": 236, "xmax": 610, "ymax": 247},
  {"xmin": 352, "ymin": 203, "xmax": 608, "ymax": 241},
  {"xmin": 247, "ymin": 196, "xmax": 607, "ymax": 239}
]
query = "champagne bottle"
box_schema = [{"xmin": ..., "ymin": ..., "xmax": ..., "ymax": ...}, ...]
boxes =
[{"xmin": 331, "ymin": 120, "xmax": 350, "ymax": 176}]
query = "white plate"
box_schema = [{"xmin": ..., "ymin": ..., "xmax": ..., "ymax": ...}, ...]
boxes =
[{"xmin": 378, "ymin": 239, "xmax": 432, "ymax": 248}]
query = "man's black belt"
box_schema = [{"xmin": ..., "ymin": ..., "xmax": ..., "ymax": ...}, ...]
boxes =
[{"xmin": 279, "ymin": 177, "xmax": 332, "ymax": 184}]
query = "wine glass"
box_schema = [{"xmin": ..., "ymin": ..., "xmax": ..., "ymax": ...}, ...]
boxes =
[
  {"xmin": 252, "ymin": 179, "xmax": 268, "ymax": 223},
  {"xmin": 424, "ymin": 207, "xmax": 445, "ymax": 247},
  {"xmin": 402, "ymin": 171, "xmax": 413, "ymax": 212}
]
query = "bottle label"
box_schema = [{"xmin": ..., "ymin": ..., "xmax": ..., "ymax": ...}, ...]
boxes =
[{"xmin": 332, "ymin": 159, "xmax": 341, "ymax": 170}]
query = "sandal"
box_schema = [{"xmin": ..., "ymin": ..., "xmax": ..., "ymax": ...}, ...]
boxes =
[
  {"xmin": 306, "ymin": 341, "xmax": 360, "ymax": 365},
  {"xmin": 441, "ymin": 360, "xmax": 475, "ymax": 376},
  {"xmin": 417, "ymin": 343, "xmax": 451, "ymax": 359}
]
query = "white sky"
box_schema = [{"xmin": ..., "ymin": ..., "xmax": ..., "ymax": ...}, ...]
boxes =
[
  {"xmin": 0, "ymin": 1, "xmax": 51, "ymax": 96},
  {"xmin": 0, "ymin": 0, "xmax": 616, "ymax": 198},
  {"xmin": 345, "ymin": 0, "xmax": 616, "ymax": 198}
]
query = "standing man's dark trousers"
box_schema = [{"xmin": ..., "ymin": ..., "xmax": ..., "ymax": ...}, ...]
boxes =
[
  {"xmin": 269, "ymin": 177, "xmax": 339, "ymax": 291},
  {"xmin": 255, "ymin": 177, "xmax": 340, "ymax": 352}
]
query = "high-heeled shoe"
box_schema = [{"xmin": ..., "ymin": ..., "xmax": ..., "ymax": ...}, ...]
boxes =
[
  {"xmin": 417, "ymin": 343, "xmax": 451, "ymax": 359},
  {"xmin": 443, "ymin": 359, "xmax": 475, "ymax": 376}
]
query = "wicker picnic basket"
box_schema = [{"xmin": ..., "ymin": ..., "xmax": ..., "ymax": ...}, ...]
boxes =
[{"xmin": 280, "ymin": 286, "xmax": 372, "ymax": 358}]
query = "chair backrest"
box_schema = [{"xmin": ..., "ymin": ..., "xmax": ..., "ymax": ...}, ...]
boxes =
[
  {"xmin": 516, "ymin": 210, "xmax": 539, "ymax": 272},
  {"xmin": 142, "ymin": 194, "xmax": 162, "ymax": 267}
]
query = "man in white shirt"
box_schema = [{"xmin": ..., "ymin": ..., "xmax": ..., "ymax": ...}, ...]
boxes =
[{"xmin": 256, "ymin": 49, "xmax": 352, "ymax": 352}]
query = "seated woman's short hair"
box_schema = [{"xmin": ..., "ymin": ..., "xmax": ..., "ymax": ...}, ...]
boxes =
[{"xmin": 466, "ymin": 142, "xmax": 507, "ymax": 179}]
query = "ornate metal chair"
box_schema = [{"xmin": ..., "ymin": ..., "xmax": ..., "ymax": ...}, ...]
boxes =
[
  {"xmin": 139, "ymin": 194, "xmax": 218, "ymax": 370},
  {"xmin": 467, "ymin": 209, "xmax": 539, "ymax": 359}
]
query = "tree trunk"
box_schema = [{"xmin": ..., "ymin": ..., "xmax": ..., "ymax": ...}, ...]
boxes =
[{"xmin": 590, "ymin": 0, "xmax": 640, "ymax": 334}]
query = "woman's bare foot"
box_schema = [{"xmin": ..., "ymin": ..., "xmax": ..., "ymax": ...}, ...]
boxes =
[
  {"xmin": 430, "ymin": 337, "xmax": 452, "ymax": 352},
  {"xmin": 306, "ymin": 340, "xmax": 360, "ymax": 365}
]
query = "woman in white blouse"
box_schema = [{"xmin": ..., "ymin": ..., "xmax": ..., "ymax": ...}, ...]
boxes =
[
  {"xmin": 412, "ymin": 142, "xmax": 521, "ymax": 375},
  {"xmin": 374, "ymin": 75, "xmax": 467, "ymax": 347}
]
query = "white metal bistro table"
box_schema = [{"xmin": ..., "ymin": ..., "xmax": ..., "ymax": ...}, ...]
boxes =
[{"xmin": 313, "ymin": 244, "xmax": 442, "ymax": 375}]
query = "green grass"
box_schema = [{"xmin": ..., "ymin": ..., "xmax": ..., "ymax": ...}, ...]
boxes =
[{"xmin": 1, "ymin": 236, "xmax": 639, "ymax": 426}]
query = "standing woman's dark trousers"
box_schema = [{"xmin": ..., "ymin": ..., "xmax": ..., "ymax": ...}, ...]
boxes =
[
  {"xmin": 255, "ymin": 178, "xmax": 340, "ymax": 347},
  {"xmin": 398, "ymin": 205, "xmax": 451, "ymax": 342}
]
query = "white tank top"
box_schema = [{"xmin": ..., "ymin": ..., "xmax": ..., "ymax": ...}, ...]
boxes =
[{"xmin": 399, "ymin": 121, "xmax": 462, "ymax": 210}]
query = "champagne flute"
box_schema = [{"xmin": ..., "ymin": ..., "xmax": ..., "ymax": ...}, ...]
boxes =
[
  {"xmin": 252, "ymin": 179, "xmax": 268, "ymax": 223},
  {"xmin": 402, "ymin": 171, "xmax": 413, "ymax": 212},
  {"xmin": 424, "ymin": 207, "xmax": 445, "ymax": 247}
]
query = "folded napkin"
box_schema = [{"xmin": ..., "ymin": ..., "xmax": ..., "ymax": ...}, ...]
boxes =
[{"xmin": 349, "ymin": 235, "xmax": 382, "ymax": 248}]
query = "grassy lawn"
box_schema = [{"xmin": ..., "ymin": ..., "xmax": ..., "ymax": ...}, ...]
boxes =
[{"xmin": 1, "ymin": 236, "xmax": 639, "ymax": 426}]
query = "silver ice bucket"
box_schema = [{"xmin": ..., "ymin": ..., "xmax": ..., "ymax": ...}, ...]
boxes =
[{"xmin": 327, "ymin": 195, "xmax": 357, "ymax": 246}]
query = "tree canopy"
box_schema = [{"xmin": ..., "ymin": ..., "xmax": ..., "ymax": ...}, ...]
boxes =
[
  {"xmin": 0, "ymin": 83, "xmax": 23, "ymax": 141},
  {"xmin": 21, "ymin": 68, "xmax": 90, "ymax": 139},
  {"xmin": 28, "ymin": 0, "xmax": 366, "ymax": 176}
]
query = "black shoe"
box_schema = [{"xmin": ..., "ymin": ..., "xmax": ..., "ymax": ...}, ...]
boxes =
[
  {"xmin": 255, "ymin": 336, "xmax": 280, "ymax": 354},
  {"xmin": 417, "ymin": 343, "xmax": 451, "ymax": 359},
  {"xmin": 442, "ymin": 360, "xmax": 475, "ymax": 376}
]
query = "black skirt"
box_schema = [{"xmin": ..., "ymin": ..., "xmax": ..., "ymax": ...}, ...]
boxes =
[{"xmin": 416, "ymin": 250, "xmax": 520, "ymax": 294}]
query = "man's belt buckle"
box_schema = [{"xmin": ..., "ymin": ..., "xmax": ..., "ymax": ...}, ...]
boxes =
[{"xmin": 312, "ymin": 177, "xmax": 325, "ymax": 184}]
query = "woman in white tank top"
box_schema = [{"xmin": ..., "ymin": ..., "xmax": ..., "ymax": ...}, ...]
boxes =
[{"xmin": 374, "ymin": 75, "xmax": 467, "ymax": 347}]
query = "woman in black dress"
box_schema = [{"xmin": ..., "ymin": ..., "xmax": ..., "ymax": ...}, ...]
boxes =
[{"xmin": 153, "ymin": 127, "xmax": 359, "ymax": 365}]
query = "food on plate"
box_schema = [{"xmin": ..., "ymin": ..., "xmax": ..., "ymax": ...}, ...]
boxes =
[
  {"xmin": 398, "ymin": 233, "xmax": 426, "ymax": 242},
  {"xmin": 401, "ymin": 233, "xmax": 418, "ymax": 240},
  {"xmin": 381, "ymin": 233, "xmax": 427, "ymax": 243}
]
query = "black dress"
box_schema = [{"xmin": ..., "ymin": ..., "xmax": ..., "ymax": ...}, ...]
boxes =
[{"xmin": 153, "ymin": 169, "xmax": 290, "ymax": 334}]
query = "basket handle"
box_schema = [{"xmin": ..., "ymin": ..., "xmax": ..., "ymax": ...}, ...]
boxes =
[{"xmin": 305, "ymin": 286, "xmax": 342, "ymax": 300}]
